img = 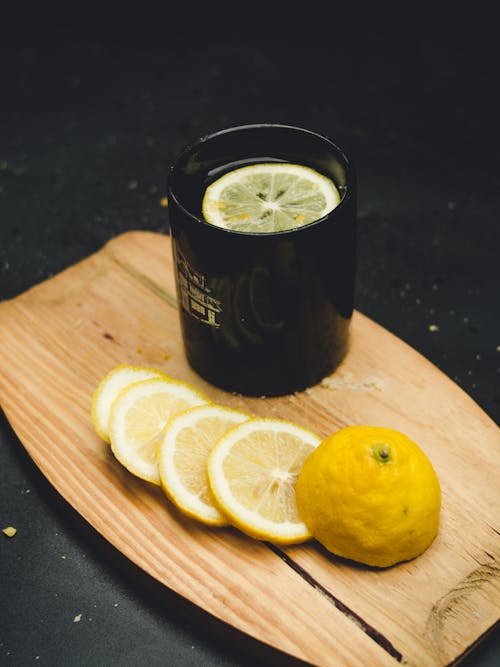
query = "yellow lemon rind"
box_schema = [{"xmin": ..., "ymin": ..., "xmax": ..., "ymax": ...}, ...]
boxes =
[{"xmin": 296, "ymin": 425, "xmax": 441, "ymax": 567}]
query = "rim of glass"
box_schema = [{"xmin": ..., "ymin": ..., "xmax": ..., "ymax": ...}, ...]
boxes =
[{"xmin": 167, "ymin": 123, "xmax": 355, "ymax": 237}]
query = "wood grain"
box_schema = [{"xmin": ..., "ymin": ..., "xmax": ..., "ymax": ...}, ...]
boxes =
[{"xmin": 1, "ymin": 231, "xmax": 498, "ymax": 667}]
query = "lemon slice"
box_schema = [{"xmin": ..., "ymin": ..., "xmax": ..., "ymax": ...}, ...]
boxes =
[
  {"xmin": 158, "ymin": 404, "xmax": 251, "ymax": 525},
  {"xmin": 109, "ymin": 377, "xmax": 210, "ymax": 485},
  {"xmin": 202, "ymin": 163, "xmax": 340, "ymax": 233},
  {"xmin": 91, "ymin": 364, "xmax": 166, "ymax": 442},
  {"xmin": 207, "ymin": 418, "xmax": 321, "ymax": 543}
]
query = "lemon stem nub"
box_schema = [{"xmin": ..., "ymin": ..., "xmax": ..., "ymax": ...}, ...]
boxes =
[{"xmin": 372, "ymin": 443, "xmax": 392, "ymax": 463}]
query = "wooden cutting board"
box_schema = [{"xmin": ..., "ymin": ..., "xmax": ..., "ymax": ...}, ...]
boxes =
[{"xmin": 1, "ymin": 231, "xmax": 498, "ymax": 667}]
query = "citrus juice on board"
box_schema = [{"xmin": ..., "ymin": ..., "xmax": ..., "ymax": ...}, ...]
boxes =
[{"xmin": 167, "ymin": 124, "xmax": 356, "ymax": 396}]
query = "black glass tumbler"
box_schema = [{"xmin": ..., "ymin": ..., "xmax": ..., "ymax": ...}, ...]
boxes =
[{"xmin": 167, "ymin": 123, "xmax": 356, "ymax": 396}]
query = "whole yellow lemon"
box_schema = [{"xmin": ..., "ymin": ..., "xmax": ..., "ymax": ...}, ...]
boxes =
[{"xmin": 295, "ymin": 425, "xmax": 441, "ymax": 567}]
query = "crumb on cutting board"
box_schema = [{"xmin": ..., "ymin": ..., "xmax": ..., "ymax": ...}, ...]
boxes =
[{"xmin": 320, "ymin": 371, "xmax": 386, "ymax": 392}]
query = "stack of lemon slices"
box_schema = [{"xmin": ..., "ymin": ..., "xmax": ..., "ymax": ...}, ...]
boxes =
[{"xmin": 92, "ymin": 364, "xmax": 321, "ymax": 544}]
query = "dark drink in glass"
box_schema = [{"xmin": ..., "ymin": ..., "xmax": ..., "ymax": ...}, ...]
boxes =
[{"xmin": 167, "ymin": 123, "xmax": 356, "ymax": 396}]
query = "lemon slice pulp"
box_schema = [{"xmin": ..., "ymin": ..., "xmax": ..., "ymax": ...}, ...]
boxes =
[
  {"xmin": 109, "ymin": 377, "xmax": 210, "ymax": 485},
  {"xmin": 207, "ymin": 418, "xmax": 321, "ymax": 543},
  {"xmin": 202, "ymin": 163, "xmax": 340, "ymax": 233},
  {"xmin": 159, "ymin": 404, "xmax": 251, "ymax": 525},
  {"xmin": 91, "ymin": 364, "xmax": 167, "ymax": 442}
]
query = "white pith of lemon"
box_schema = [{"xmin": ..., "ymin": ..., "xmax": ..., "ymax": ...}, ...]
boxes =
[
  {"xmin": 207, "ymin": 418, "xmax": 322, "ymax": 543},
  {"xmin": 91, "ymin": 364, "xmax": 167, "ymax": 442},
  {"xmin": 202, "ymin": 162, "xmax": 340, "ymax": 233},
  {"xmin": 158, "ymin": 404, "xmax": 252, "ymax": 525},
  {"xmin": 108, "ymin": 377, "xmax": 210, "ymax": 485}
]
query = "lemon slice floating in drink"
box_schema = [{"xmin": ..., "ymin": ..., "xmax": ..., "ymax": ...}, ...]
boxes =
[{"xmin": 202, "ymin": 163, "xmax": 340, "ymax": 233}]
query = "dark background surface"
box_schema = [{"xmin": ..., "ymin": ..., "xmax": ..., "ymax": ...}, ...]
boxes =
[{"xmin": 1, "ymin": 11, "xmax": 499, "ymax": 666}]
